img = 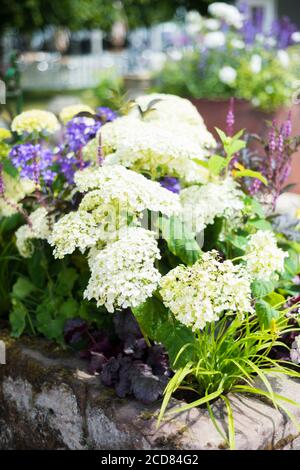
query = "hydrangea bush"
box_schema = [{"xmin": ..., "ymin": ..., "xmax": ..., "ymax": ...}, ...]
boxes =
[
  {"xmin": 0, "ymin": 94, "xmax": 300, "ymax": 447},
  {"xmin": 154, "ymin": 3, "xmax": 300, "ymax": 111}
]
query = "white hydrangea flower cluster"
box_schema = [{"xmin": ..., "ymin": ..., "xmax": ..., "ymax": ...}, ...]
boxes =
[
  {"xmin": 59, "ymin": 104, "xmax": 94, "ymax": 124},
  {"xmin": 48, "ymin": 211, "xmax": 99, "ymax": 259},
  {"xmin": 11, "ymin": 110, "xmax": 60, "ymax": 135},
  {"xmin": 95, "ymin": 94, "xmax": 215, "ymax": 184},
  {"xmin": 0, "ymin": 173, "xmax": 35, "ymax": 218},
  {"xmin": 101, "ymin": 117, "xmax": 209, "ymax": 184},
  {"xmin": 160, "ymin": 251, "xmax": 254, "ymax": 331},
  {"xmin": 245, "ymin": 230, "xmax": 288, "ymax": 281},
  {"xmin": 180, "ymin": 177, "xmax": 244, "ymax": 233},
  {"xmin": 49, "ymin": 165, "xmax": 180, "ymax": 259},
  {"xmin": 75, "ymin": 164, "xmax": 181, "ymax": 217},
  {"xmin": 84, "ymin": 227, "xmax": 161, "ymax": 312},
  {"xmin": 15, "ymin": 208, "xmax": 52, "ymax": 258}
]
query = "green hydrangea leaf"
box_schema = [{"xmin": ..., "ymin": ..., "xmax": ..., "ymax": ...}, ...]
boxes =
[
  {"xmin": 160, "ymin": 215, "xmax": 202, "ymax": 266},
  {"xmin": 255, "ymin": 299, "xmax": 279, "ymax": 329},
  {"xmin": 9, "ymin": 300, "xmax": 28, "ymax": 337},
  {"xmin": 251, "ymin": 279, "xmax": 276, "ymax": 298}
]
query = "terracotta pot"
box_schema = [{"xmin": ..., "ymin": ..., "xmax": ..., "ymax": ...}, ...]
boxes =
[{"xmin": 190, "ymin": 98, "xmax": 300, "ymax": 194}]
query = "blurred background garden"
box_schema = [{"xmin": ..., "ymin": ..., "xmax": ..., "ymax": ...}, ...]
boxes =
[{"xmin": 2, "ymin": 0, "xmax": 300, "ymax": 189}]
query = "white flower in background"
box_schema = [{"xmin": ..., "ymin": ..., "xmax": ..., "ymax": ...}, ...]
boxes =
[
  {"xmin": 277, "ymin": 50, "xmax": 290, "ymax": 67},
  {"xmin": 265, "ymin": 37, "xmax": 276, "ymax": 47},
  {"xmin": 160, "ymin": 251, "xmax": 253, "ymax": 331},
  {"xmin": 186, "ymin": 10, "xmax": 202, "ymax": 24},
  {"xmin": 245, "ymin": 230, "xmax": 288, "ymax": 281},
  {"xmin": 15, "ymin": 208, "xmax": 52, "ymax": 258},
  {"xmin": 0, "ymin": 174, "xmax": 35, "ymax": 218},
  {"xmin": 290, "ymin": 335, "xmax": 300, "ymax": 364},
  {"xmin": 204, "ymin": 18, "xmax": 221, "ymax": 31},
  {"xmin": 180, "ymin": 177, "xmax": 244, "ymax": 233},
  {"xmin": 59, "ymin": 104, "xmax": 94, "ymax": 124},
  {"xmin": 292, "ymin": 32, "xmax": 300, "ymax": 43},
  {"xmin": 48, "ymin": 211, "xmax": 99, "ymax": 259},
  {"xmin": 219, "ymin": 66, "xmax": 237, "ymax": 85},
  {"xmin": 231, "ymin": 38, "xmax": 245, "ymax": 49},
  {"xmin": 250, "ymin": 54, "xmax": 262, "ymax": 74},
  {"xmin": 208, "ymin": 2, "xmax": 243, "ymax": 29},
  {"xmin": 203, "ymin": 31, "xmax": 226, "ymax": 48},
  {"xmin": 167, "ymin": 49, "xmax": 183, "ymax": 61},
  {"xmin": 84, "ymin": 227, "xmax": 161, "ymax": 312},
  {"xmin": 75, "ymin": 165, "xmax": 181, "ymax": 217}
]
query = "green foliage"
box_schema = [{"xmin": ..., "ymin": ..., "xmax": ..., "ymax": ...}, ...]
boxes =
[
  {"xmin": 158, "ymin": 313, "xmax": 300, "ymax": 449},
  {"xmin": 159, "ymin": 215, "xmax": 202, "ymax": 266},
  {"xmin": 132, "ymin": 296, "xmax": 195, "ymax": 367},
  {"xmin": 153, "ymin": 45, "xmax": 297, "ymax": 112},
  {"xmin": 7, "ymin": 241, "xmax": 106, "ymax": 344}
]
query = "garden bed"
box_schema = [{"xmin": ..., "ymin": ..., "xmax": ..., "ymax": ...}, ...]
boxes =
[{"xmin": 1, "ymin": 330, "xmax": 300, "ymax": 450}]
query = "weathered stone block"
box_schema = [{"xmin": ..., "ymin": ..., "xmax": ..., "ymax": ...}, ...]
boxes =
[{"xmin": 0, "ymin": 331, "xmax": 300, "ymax": 450}]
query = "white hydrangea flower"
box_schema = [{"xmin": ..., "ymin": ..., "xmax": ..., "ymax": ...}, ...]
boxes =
[
  {"xmin": 11, "ymin": 110, "xmax": 60, "ymax": 135},
  {"xmin": 203, "ymin": 31, "xmax": 226, "ymax": 48},
  {"xmin": 245, "ymin": 230, "xmax": 288, "ymax": 281},
  {"xmin": 48, "ymin": 211, "xmax": 99, "ymax": 259},
  {"xmin": 160, "ymin": 251, "xmax": 254, "ymax": 331},
  {"xmin": 84, "ymin": 227, "xmax": 161, "ymax": 312},
  {"xmin": 290, "ymin": 335, "xmax": 300, "ymax": 364},
  {"xmin": 15, "ymin": 208, "xmax": 52, "ymax": 258},
  {"xmin": 180, "ymin": 177, "xmax": 244, "ymax": 233},
  {"xmin": 75, "ymin": 165, "xmax": 181, "ymax": 218},
  {"xmin": 0, "ymin": 174, "xmax": 35, "ymax": 218},
  {"xmin": 219, "ymin": 66, "xmax": 237, "ymax": 85},
  {"xmin": 208, "ymin": 2, "xmax": 243, "ymax": 29},
  {"xmin": 101, "ymin": 117, "xmax": 210, "ymax": 183},
  {"xmin": 131, "ymin": 93, "xmax": 208, "ymax": 128}
]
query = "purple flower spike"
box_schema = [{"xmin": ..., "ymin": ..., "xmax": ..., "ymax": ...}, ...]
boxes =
[
  {"xmin": 284, "ymin": 111, "xmax": 292, "ymax": 138},
  {"xmin": 160, "ymin": 177, "xmax": 181, "ymax": 194}
]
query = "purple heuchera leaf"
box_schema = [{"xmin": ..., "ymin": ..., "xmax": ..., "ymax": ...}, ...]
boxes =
[{"xmin": 64, "ymin": 310, "xmax": 170, "ymax": 403}]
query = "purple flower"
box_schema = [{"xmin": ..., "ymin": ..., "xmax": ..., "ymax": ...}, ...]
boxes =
[
  {"xmin": 10, "ymin": 143, "xmax": 56, "ymax": 185},
  {"xmin": 160, "ymin": 177, "xmax": 181, "ymax": 194},
  {"xmin": 226, "ymin": 97, "xmax": 235, "ymax": 137},
  {"xmin": 65, "ymin": 117, "xmax": 101, "ymax": 153},
  {"xmin": 96, "ymin": 107, "xmax": 117, "ymax": 123}
]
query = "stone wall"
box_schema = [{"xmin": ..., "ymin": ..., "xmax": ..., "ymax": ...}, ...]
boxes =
[{"xmin": 0, "ymin": 331, "xmax": 300, "ymax": 450}]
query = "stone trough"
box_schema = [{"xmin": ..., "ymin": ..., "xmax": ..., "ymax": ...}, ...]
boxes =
[{"xmin": 0, "ymin": 331, "xmax": 300, "ymax": 450}]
